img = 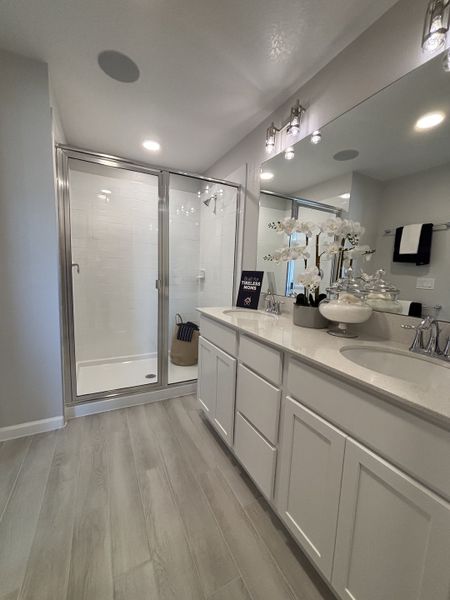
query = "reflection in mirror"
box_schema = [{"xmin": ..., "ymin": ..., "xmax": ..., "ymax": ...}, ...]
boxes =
[{"xmin": 257, "ymin": 53, "xmax": 450, "ymax": 321}]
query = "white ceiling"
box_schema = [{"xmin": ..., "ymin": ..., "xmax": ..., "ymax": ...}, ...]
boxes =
[
  {"xmin": 262, "ymin": 53, "xmax": 450, "ymax": 195},
  {"xmin": 0, "ymin": 0, "xmax": 397, "ymax": 173}
]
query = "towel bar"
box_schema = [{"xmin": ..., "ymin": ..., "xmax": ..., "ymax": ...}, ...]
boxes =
[{"xmin": 383, "ymin": 222, "xmax": 450, "ymax": 236}]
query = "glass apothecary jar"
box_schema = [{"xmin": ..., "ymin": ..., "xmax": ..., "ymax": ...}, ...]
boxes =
[
  {"xmin": 363, "ymin": 269, "xmax": 402, "ymax": 313},
  {"xmin": 319, "ymin": 268, "xmax": 373, "ymax": 338}
]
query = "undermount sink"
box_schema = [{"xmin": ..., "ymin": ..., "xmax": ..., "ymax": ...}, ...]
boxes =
[
  {"xmin": 340, "ymin": 345, "xmax": 450, "ymax": 386},
  {"xmin": 222, "ymin": 309, "xmax": 277, "ymax": 321}
]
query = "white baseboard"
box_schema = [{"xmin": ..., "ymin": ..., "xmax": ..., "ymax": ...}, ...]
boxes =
[
  {"xmin": 66, "ymin": 382, "xmax": 197, "ymax": 419},
  {"xmin": 0, "ymin": 416, "xmax": 66, "ymax": 442}
]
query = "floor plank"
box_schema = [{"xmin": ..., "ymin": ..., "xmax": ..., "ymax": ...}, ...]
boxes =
[
  {"xmin": 0, "ymin": 432, "xmax": 57, "ymax": 600},
  {"xmin": 246, "ymin": 498, "xmax": 337, "ymax": 600},
  {"xmin": 168, "ymin": 396, "xmax": 261, "ymax": 509},
  {"xmin": 144, "ymin": 402, "xmax": 238, "ymax": 597},
  {"xmin": 127, "ymin": 405, "xmax": 205, "ymax": 600},
  {"xmin": 0, "ymin": 438, "xmax": 31, "ymax": 522},
  {"xmin": 200, "ymin": 467, "xmax": 297, "ymax": 600},
  {"xmin": 66, "ymin": 415, "xmax": 113, "ymax": 600},
  {"xmin": 208, "ymin": 577, "xmax": 252, "ymax": 600},
  {"xmin": 18, "ymin": 420, "xmax": 83, "ymax": 600},
  {"xmin": 104, "ymin": 410, "xmax": 153, "ymax": 584}
]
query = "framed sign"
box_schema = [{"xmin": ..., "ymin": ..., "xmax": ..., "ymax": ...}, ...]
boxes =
[{"xmin": 236, "ymin": 271, "xmax": 264, "ymax": 309}]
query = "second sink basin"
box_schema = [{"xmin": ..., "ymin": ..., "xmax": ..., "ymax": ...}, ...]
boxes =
[{"xmin": 340, "ymin": 345, "xmax": 450, "ymax": 387}]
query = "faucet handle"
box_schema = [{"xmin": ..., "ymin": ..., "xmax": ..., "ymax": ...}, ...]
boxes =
[
  {"xmin": 443, "ymin": 336, "xmax": 450, "ymax": 358},
  {"xmin": 401, "ymin": 316, "xmax": 432, "ymax": 331}
]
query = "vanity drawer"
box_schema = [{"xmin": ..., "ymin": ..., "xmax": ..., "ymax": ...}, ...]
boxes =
[
  {"xmin": 234, "ymin": 411, "xmax": 277, "ymax": 499},
  {"xmin": 199, "ymin": 315, "xmax": 237, "ymax": 357},
  {"xmin": 287, "ymin": 357, "xmax": 450, "ymax": 501},
  {"xmin": 239, "ymin": 335, "xmax": 282, "ymax": 385},
  {"xmin": 236, "ymin": 364, "xmax": 281, "ymax": 444}
]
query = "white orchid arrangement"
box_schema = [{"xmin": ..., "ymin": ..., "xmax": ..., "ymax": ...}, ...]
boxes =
[{"xmin": 264, "ymin": 216, "xmax": 375, "ymax": 307}]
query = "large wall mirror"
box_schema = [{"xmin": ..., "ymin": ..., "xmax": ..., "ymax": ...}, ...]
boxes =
[{"xmin": 257, "ymin": 54, "xmax": 450, "ymax": 322}]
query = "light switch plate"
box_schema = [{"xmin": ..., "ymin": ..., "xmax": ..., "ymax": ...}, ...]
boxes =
[{"xmin": 416, "ymin": 277, "xmax": 435, "ymax": 290}]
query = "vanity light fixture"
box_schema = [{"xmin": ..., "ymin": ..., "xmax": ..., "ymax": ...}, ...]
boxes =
[
  {"xmin": 287, "ymin": 100, "xmax": 306, "ymax": 136},
  {"xmin": 422, "ymin": 0, "xmax": 450, "ymax": 52},
  {"xmin": 142, "ymin": 139, "xmax": 161, "ymax": 152},
  {"xmin": 260, "ymin": 171, "xmax": 274, "ymax": 181},
  {"xmin": 265, "ymin": 123, "xmax": 279, "ymax": 153},
  {"xmin": 284, "ymin": 147, "xmax": 295, "ymax": 160},
  {"xmin": 310, "ymin": 130, "xmax": 322, "ymax": 144},
  {"xmin": 415, "ymin": 111, "xmax": 446, "ymax": 130}
]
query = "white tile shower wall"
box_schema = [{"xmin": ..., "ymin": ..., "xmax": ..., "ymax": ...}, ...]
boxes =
[
  {"xmin": 169, "ymin": 188, "xmax": 201, "ymax": 332},
  {"xmin": 70, "ymin": 169, "xmax": 159, "ymax": 362},
  {"xmin": 198, "ymin": 184, "xmax": 237, "ymax": 309}
]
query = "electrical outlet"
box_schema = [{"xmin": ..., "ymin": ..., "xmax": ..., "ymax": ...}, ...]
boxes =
[{"xmin": 416, "ymin": 277, "xmax": 435, "ymax": 290}]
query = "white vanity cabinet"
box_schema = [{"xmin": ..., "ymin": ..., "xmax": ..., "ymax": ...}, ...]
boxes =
[
  {"xmin": 198, "ymin": 336, "xmax": 236, "ymax": 446},
  {"xmin": 332, "ymin": 439, "xmax": 450, "ymax": 600},
  {"xmin": 276, "ymin": 397, "xmax": 346, "ymax": 579},
  {"xmin": 197, "ymin": 312, "xmax": 450, "ymax": 600}
]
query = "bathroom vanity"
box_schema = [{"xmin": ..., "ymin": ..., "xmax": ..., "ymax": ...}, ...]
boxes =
[{"xmin": 197, "ymin": 307, "xmax": 450, "ymax": 600}]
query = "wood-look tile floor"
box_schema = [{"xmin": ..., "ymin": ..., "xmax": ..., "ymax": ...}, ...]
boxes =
[{"xmin": 0, "ymin": 396, "xmax": 336, "ymax": 600}]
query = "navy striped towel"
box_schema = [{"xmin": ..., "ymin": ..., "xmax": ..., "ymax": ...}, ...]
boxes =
[{"xmin": 177, "ymin": 321, "xmax": 199, "ymax": 342}]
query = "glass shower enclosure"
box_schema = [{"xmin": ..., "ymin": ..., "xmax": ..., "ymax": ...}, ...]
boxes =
[{"xmin": 57, "ymin": 146, "xmax": 239, "ymax": 405}]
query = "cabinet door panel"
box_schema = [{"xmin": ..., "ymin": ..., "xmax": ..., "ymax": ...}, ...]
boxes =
[
  {"xmin": 332, "ymin": 439, "xmax": 450, "ymax": 600},
  {"xmin": 198, "ymin": 337, "xmax": 217, "ymax": 418},
  {"xmin": 277, "ymin": 397, "xmax": 346, "ymax": 579},
  {"xmin": 214, "ymin": 347, "xmax": 236, "ymax": 445}
]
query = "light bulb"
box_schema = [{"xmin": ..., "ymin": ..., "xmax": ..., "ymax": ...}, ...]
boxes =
[
  {"xmin": 97, "ymin": 194, "xmax": 107, "ymax": 200},
  {"xmin": 260, "ymin": 171, "xmax": 274, "ymax": 181},
  {"xmin": 310, "ymin": 130, "xmax": 322, "ymax": 144},
  {"xmin": 265, "ymin": 123, "xmax": 277, "ymax": 153},
  {"xmin": 284, "ymin": 147, "xmax": 295, "ymax": 160},
  {"xmin": 422, "ymin": 0, "xmax": 449, "ymax": 52}
]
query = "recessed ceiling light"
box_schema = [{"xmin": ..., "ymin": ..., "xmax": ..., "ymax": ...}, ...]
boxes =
[
  {"xmin": 414, "ymin": 111, "xmax": 445, "ymax": 130},
  {"xmin": 101, "ymin": 189, "xmax": 112, "ymax": 195},
  {"xmin": 260, "ymin": 171, "xmax": 274, "ymax": 181},
  {"xmin": 143, "ymin": 140, "xmax": 161, "ymax": 152},
  {"xmin": 339, "ymin": 193, "xmax": 351, "ymax": 199},
  {"xmin": 98, "ymin": 50, "xmax": 140, "ymax": 83}
]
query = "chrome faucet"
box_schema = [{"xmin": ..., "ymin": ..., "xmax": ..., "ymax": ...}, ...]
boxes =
[
  {"xmin": 265, "ymin": 291, "xmax": 282, "ymax": 315},
  {"xmin": 402, "ymin": 316, "xmax": 450, "ymax": 361}
]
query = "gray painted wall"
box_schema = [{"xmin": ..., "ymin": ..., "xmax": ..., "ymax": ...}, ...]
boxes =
[
  {"xmin": 205, "ymin": 0, "xmax": 441, "ymax": 271},
  {"xmin": 372, "ymin": 162, "xmax": 450, "ymax": 320},
  {"xmin": 0, "ymin": 49, "xmax": 63, "ymax": 427}
]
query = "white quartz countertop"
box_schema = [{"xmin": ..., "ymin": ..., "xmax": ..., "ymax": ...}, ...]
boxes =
[{"xmin": 197, "ymin": 307, "xmax": 450, "ymax": 428}]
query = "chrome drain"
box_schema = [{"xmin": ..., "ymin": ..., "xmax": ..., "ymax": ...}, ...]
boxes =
[{"xmin": 145, "ymin": 373, "xmax": 156, "ymax": 379}]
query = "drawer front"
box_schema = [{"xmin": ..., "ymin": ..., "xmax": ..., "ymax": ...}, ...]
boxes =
[
  {"xmin": 236, "ymin": 364, "xmax": 281, "ymax": 444},
  {"xmin": 234, "ymin": 412, "xmax": 277, "ymax": 499},
  {"xmin": 239, "ymin": 335, "xmax": 282, "ymax": 385},
  {"xmin": 199, "ymin": 315, "xmax": 237, "ymax": 357},
  {"xmin": 287, "ymin": 357, "xmax": 450, "ymax": 501}
]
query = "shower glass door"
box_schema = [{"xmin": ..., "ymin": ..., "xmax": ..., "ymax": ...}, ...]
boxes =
[{"xmin": 67, "ymin": 158, "xmax": 161, "ymax": 398}]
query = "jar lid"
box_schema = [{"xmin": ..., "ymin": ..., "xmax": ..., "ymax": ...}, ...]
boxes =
[
  {"xmin": 363, "ymin": 269, "xmax": 399, "ymax": 294},
  {"xmin": 327, "ymin": 267, "xmax": 367, "ymax": 299}
]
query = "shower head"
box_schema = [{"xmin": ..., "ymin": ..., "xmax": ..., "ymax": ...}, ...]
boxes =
[{"xmin": 203, "ymin": 198, "xmax": 211, "ymax": 207}]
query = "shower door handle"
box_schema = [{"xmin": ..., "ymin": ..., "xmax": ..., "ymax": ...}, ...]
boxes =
[
  {"xmin": 155, "ymin": 280, "xmax": 161, "ymax": 290},
  {"xmin": 72, "ymin": 263, "xmax": 80, "ymax": 274}
]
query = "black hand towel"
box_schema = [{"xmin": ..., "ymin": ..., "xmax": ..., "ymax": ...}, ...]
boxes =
[{"xmin": 393, "ymin": 223, "xmax": 433, "ymax": 265}]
